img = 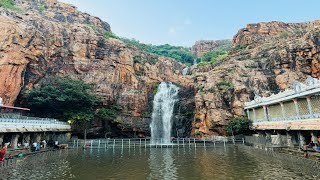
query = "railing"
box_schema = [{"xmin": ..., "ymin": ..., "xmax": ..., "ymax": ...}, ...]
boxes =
[
  {"xmin": 0, "ymin": 114, "xmax": 71, "ymax": 131},
  {"xmin": 68, "ymin": 137, "xmax": 245, "ymax": 149}
]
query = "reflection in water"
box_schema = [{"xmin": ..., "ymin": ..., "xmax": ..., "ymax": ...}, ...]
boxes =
[
  {"xmin": 0, "ymin": 145, "xmax": 317, "ymax": 179},
  {"xmin": 148, "ymin": 149, "xmax": 177, "ymax": 180}
]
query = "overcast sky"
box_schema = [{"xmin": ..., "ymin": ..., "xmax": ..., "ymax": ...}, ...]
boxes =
[{"xmin": 60, "ymin": 0, "xmax": 320, "ymax": 47}]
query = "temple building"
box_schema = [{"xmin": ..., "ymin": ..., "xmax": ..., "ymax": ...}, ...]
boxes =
[{"xmin": 244, "ymin": 76, "xmax": 320, "ymax": 148}]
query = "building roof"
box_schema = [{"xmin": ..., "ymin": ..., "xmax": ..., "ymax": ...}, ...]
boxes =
[{"xmin": 244, "ymin": 76, "xmax": 320, "ymax": 109}]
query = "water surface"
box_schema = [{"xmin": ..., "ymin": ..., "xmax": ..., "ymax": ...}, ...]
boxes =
[{"xmin": 0, "ymin": 145, "xmax": 316, "ymax": 180}]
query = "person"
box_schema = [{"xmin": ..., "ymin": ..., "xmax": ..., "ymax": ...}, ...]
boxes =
[
  {"xmin": 42, "ymin": 139, "xmax": 47, "ymax": 149},
  {"xmin": 0, "ymin": 144, "xmax": 8, "ymax": 161},
  {"xmin": 54, "ymin": 140, "xmax": 59, "ymax": 149},
  {"xmin": 32, "ymin": 142, "xmax": 37, "ymax": 152},
  {"xmin": 24, "ymin": 142, "xmax": 29, "ymax": 149},
  {"xmin": 303, "ymin": 144, "xmax": 309, "ymax": 158},
  {"xmin": 308, "ymin": 141, "xmax": 315, "ymax": 148},
  {"xmin": 36, "ymin": 143, "xmax": 41, "ymax": 152}
]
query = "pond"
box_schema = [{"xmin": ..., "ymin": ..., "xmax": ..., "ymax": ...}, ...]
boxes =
[{"xmin": 0, "ymin": 145, "xmax": 317, "ymax": 180}]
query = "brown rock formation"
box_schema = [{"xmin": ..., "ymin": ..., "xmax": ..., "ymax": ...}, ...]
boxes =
[
  {"xmin": 193, "ymin": 20, "xmax": 320, "ymax": 136},
  {"xmin": 191, "ymin": 40, "xmax": 231, "ymax": 58},
  {"xmin": 0, "ymin": 0, "xmax": 194, "ymax": 136}
]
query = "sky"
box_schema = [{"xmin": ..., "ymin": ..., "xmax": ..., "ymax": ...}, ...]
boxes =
[{"xmin": 60, "ymin": 0, "xmax": 320, "ymax": 47}]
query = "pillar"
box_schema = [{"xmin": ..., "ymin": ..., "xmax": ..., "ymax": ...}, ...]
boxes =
[
  {"xmin": 280, "ymin": 102, "xmax": 285, "ymax": 118},
  {"xmin": 31, "ymin": 133, "xmax": 41, "ymax": 143},
  {"xmin": 253, "ymin": 108, "xmax": 257, "ymax": 121},
  {"xmin": 0, "ymin": 134, "xmax": 4, "ymax": 145},
  {"xmin": 66, "ymin": 132, "xmax": 72, "ymax": 141},
  {"xmin": 298, "ymin": 131, "xmax": 305, "ymax": 149},
  {"xmin": 293, "ymin": 99, "xmax": 300, "ymax": 117},
  {"xmin": 311, "ymin": 131, "xmax": 318, "ymax": 147},
  {"xmin": 10, "ymin": 134, "xmax": 20, "ymax": 149},
  {"xmin": 246, "ymin": 109, "xmax": 250, "ymax": 120},
  {"xmin": 263, "ymin": 106, "xmax": 268, "ymax": 121},
  {"xmin": 23, "ymin": 134, "xmax": 31, "ymax": 144},
  {"xmin": 286, "ymin": 131, "xmax": 294, "ymax": 147},
  {"xmin": 306, "ymin": 97, "xmax": 313, "ymax": 116},
  {"xmin": 274, "ymin": 131, "xmax": 283, "ymax": 146},
  {"xmin": 265, "ymin": 131, "xmax": 272, "ymax": 145},
  {"xmin": 257, "ymin": 131, "xmax": 265, "ymax": 145}
]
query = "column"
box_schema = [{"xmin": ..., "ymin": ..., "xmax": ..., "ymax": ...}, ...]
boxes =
[
  {"xmin": 263, "ymin": 106, "xmax": 268, "ymax": 121},
  {"xmin": 275, "ymin": 131, "xmax": 283, "ymax": 146},
  {"xmin": 23, "ymin": 134, "xmax": 31, "ymax": 144},
  {"xmin": 265, "ymin": 131, "xmax": 272, "ymax": 145},
  {"xmin": 311, "ymin": 131, "xmax": 318, "ymax": 147},
  {"xmin": 286, "ymin": 131, "xmax": 294, "ymax": 147},
  {"xmin": 257, "ymin": 131, "xmax": 266, "ymax": 145},
  {"xmin": 0, "ymin": 134, "xmax": 4, "ymax": 145},
  {"xmin": 246, "ymin": 109, "xmax": 250, "ymax": 120},
  {"xmin": 298, "ymin": 131, "xmax": 305, "ymax": 149},
  {"xmin": 10, "ymin": 134, "xmax": 20, "ymax": 149},
  {"xmin": 293, "ymin": 99, "xmax": 300, "ymax": 117},
  {"xmin": 306, "ymin": 97, "xmax": 313, "ymax": 116},
  {"xmin": 253, "ymin": 108, "xmax": 257, "ymax": 121},
  {"xmin": 66, "ymin": 132, "xmax": 72, "ymax": 141},
  {"xmin": 280, "ymin": 102, "xmax": 285, "ymax": 118},
  {"xmin": 31, "ymin": 133, "xmax": 41, "ymax": 143}
]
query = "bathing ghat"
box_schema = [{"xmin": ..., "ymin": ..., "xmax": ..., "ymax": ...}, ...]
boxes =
[
  {"xmin": 0, "ymin": 101, "xmax": 71, "ymax": 149},
  {"xmin": 244, "ymin": 76, "xmax": 320, "ymax": 147}
]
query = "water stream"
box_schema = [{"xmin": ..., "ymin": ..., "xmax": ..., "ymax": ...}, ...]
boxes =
[
  {"xmin": 150, "ymin": 82, "xmax": 179, "ymax": 144},
  {"xmin": 182, "ymin": 67, "xmax": 189, "ymax": 76}
]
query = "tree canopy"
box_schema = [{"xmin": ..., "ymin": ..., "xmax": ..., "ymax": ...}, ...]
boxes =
[
  {"xmin": 226, "ymin": 117, "xmax": 252, "ymax": 135},
  {"xmin": 23, "ymin": 77, "xmax": 98, "ymax": 122}
]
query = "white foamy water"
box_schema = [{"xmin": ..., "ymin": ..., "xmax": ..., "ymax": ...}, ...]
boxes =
[
  {"xmin": 182, "ymin": 67, "xmax": 189, "ymax": 76},
  {"xmin": 150, "ymin": 82, "xmax": 179, "ymax": 144}
]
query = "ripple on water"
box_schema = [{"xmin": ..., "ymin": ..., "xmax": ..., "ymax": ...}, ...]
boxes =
[{"xmin": 0, "ymin": 146, "xmax": 317, "ymax": 180}]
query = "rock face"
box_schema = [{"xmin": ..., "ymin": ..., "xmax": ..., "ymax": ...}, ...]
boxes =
[
  {"xmin": 3, "ymin": 1, "xmax": 320, "ymax": 138},
  {"xmin": 192, "ymin": 20, "xmax": 320, "ymax": 136},
  {"xmin": 191, "ymin": 40, "xmax": 231, "ymax": 58},
  {"xmin": 0, "ymin": 0, "xmax": 194, "ymax": 137}
]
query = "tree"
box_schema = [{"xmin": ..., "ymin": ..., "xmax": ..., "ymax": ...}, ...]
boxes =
[
  {"xmin": 226, "ymin": 117, "xmax": 252, "ymax": 136},
  {"xmin": 23, "ymin": 77, "xmax": 98, "ymax": 122}
]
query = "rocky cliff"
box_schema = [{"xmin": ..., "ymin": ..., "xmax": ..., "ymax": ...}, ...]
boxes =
[
  {"xmin": 2, "ymin": 1, "xmax": 320, "ymax": 138},
  {"xmin": 192, "ymin": 20, "xmax": 320, "ymax": 136},
  {"xmin": 0, "ymin": 0, "xmax": 194, "ymax": 137},
  {"xmin": 191, "ymin": 40, "xmax": 231, "ymax": 58}
]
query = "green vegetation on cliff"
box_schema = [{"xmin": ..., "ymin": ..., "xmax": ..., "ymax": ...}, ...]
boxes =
[
  {"xmin": 0, "ymin": 0, "xmax": 20, "ymax": 11},
  {"xmin": 121, "ymin": 38, "xmax": 195, "ymax": 65},
  {"xmin": 201, "ymin": 50, "xmax": 227, "ymax": 64},
  {"xmin": 198, "ymin": 42, "xmax": 230, "ymax": 66},
  {"xmin": 22, "ymin": 77, "xmax": 98, "ymax": 122},
  {"xmin": 226, "ymin": 117, "xmax": 252, "ymax": 135}
]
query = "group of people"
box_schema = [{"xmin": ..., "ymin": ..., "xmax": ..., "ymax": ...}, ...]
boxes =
[
  {"xmin": 303, "ymin": 136, "xmax": 320, "ymax": 158},
  {"xmin": 0, "ymin": 139, "xmax": 60, "ymax": 162}
]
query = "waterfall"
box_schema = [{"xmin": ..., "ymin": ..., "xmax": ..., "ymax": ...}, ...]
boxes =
[
  {"xmin": 193, "ymin": 59, "xmax": 197, "ymax": 65},
  {"xmin": 182, "ymin": 67, "xmax": 189, "ymax": 76},
  {"xmin": 150, "ymin": 82, "xmax": 179, "ymax": 144}
]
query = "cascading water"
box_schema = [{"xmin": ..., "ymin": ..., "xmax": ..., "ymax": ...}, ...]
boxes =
[
  {"xmin": 182, "ymin": 67, "xmax": 189, "ymax": 76},
  {"xmin": 193, "ymin": 59, "xmax": 197, "ymax": 65},
  {"xmin": 150, "ymin": 82, "xmax": 179, "ymax": 144}
]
